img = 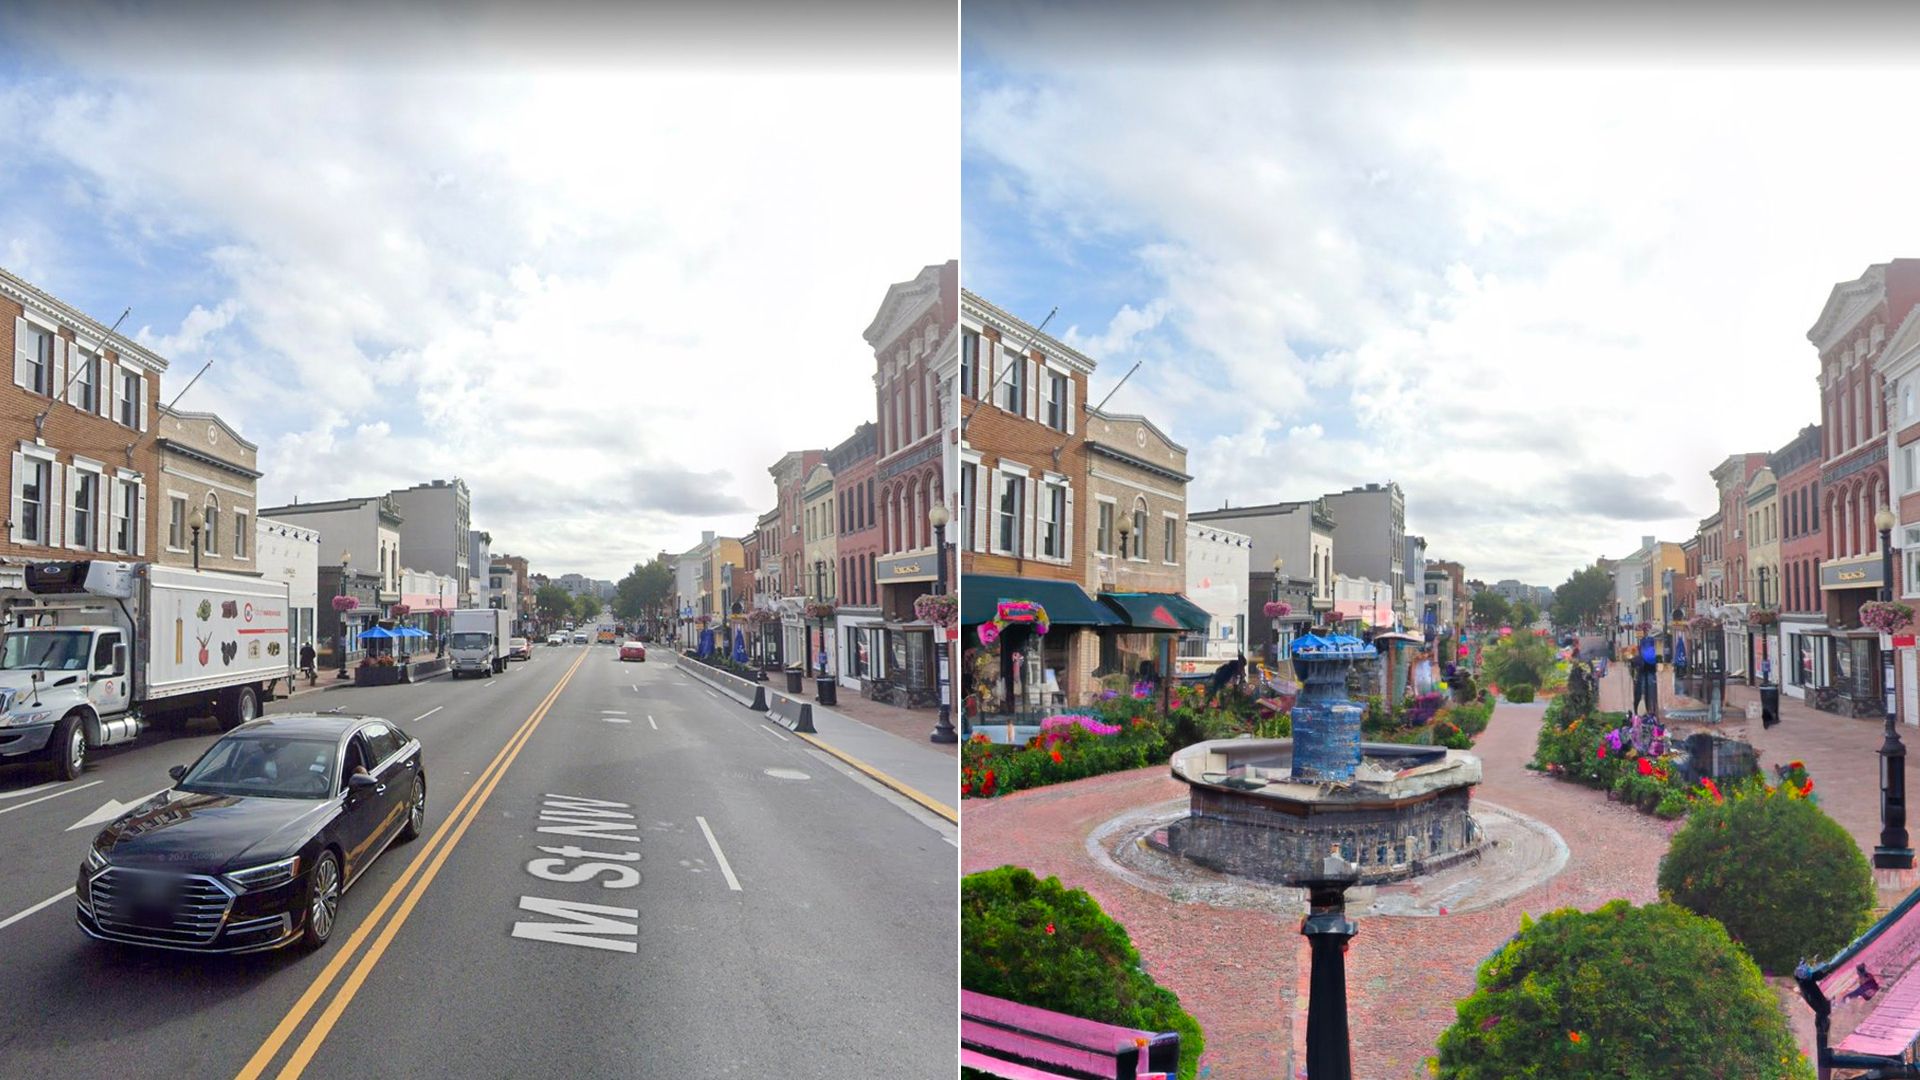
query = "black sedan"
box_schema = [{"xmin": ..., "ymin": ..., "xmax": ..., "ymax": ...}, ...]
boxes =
[{"xmin": 76, "ymin": 713, "xmax": 426, "ymax": 954}]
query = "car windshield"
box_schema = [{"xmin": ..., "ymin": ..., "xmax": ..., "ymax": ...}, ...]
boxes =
[
  {"xmin": 449, "ymin": 632, "xmax": 490, "ymax": 649},
  {"xmin": 178, "ymin": 734, "xmax": 339, "ymax": 799},
  {"xmin": 0, "ymin": 630, "xmax": 91, "ymax": 671}
]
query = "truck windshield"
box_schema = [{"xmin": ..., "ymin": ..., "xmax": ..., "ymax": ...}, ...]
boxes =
[
  {"xmin": 0, "ymin": 630, "xmax": 91, "ymax": 671},
  {"xmin": 449, "ymin": 632, "xmax": 491, "ymax": 650}
]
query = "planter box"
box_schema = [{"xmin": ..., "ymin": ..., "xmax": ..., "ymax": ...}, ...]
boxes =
[{"xmin": 354, "ymin": 665, "xmax": 405, "ymax": 686}]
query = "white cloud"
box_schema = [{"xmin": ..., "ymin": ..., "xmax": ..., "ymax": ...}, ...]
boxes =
[
  {"xmin": 964, "ymin": 17, "xmax": 1920, "ymax": 584},
  {"xmin": 0, "ymin": 14, "xmax": 956, "ymax": 579}
]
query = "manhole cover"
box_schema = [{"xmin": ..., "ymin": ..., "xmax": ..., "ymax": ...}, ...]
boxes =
[{"xmin": 763, "ymin": 768, "xmax": 810, "ymax": 781}]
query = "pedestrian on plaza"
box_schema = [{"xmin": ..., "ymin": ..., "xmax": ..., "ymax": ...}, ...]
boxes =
[{"xmin": 298, "ymin": 641, "xmax": 317, "ymax": 685}]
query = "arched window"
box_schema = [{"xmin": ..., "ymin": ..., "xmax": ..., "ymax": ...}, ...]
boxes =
[
  {"xmin": 1131, "ymin": 498, "xmax": 1148, "ymax": 560},
  {"xmin": 202, "ymin": 493, "xmax": 220, "ymax": 555}
]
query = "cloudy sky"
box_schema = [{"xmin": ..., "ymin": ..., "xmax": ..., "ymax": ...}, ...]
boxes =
[
  {"xmin": 0, "ymin": 1, "xmax": 955, "ymax": 580},
  {"xmin": 963, "ymin": 1, "xmax": 1920, "ymax": 587}
]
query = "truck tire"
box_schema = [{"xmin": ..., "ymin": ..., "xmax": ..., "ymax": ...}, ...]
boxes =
[
  {"xmin": 217, "ymin": 685, "xmax": 260, "ymax": 731},
  {"xmin": 51, "ymin": 713, "xmax": 86, "ymax": 780}
]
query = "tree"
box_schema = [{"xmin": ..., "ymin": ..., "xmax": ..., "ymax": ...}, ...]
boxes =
[
  {"xmin": 614, "ymin": 560, "xmax": 673, "ymax": 626},
  {"xmin": 1432, "ymin": 900, "xmax": 1811, "ymax": 1078},
  {"xmin": 1483, "ymin": 632, "xmax": 1555, "ymax": 691},
  {"xmin": 535, "ymin": 584, "xmax": 573, "ymax": 623},
  {"xmin": 1469, "ymin": 590, "xmax": 1511, "ymax": 629},
  {"xmin": 1509, "ymin": 600, "xmax": 1540, "ymax": 629},
  {"xmin": 1657, "ymin": 783, "xmax": 1874, "ymax": 976},
  {"xmin": 574, "ymin": 593, "xmax": 603, "ymax": 621},
  {"xmin": 962, "ymin": 866, "xmax": 1204, "ymax": 1080},
  {"xmin": 1551, "ymin": 563, "xmax": 1614, "ymax": 630}
]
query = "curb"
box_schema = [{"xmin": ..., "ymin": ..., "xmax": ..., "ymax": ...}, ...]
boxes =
[
  {"xmin": 676, "ymin": 657, "xmax": 957, "ymax": 824},
  {"xmin": 793, "ymin": 731, "xmax": 958, "ymax": 825}
]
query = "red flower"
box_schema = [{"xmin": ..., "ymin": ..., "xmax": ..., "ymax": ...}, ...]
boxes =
[
  {"xmin": 1803, "ymin": 779, "xmax": 1815, "ymax": 795},
  {"xmin": 1636, "ymin": 757, "xmax": 1652, "ymax": 776},
  {"xmin": 961, "ymin": 783, "xmax": 972, "ymax": 795},
  {"xmin": 1597, "ymin": 746, "xmax": 1606, "ymax": 759},
  {"xmin": 1044, "ymin": 922, "xmax": 1055, "ymax": 935},
  {"xmin": 1049, "ymin": 749, "xmax": 1063, "ymax": 764}
]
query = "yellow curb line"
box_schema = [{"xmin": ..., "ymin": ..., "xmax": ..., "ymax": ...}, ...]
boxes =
[{"xmin": 793, "ymin": 731, "xmax": 959, "ymax": 824}]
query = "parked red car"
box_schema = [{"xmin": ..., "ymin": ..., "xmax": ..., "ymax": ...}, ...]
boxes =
[{"xmin": 619, "ymin": 641, "xmax": 646, "ymax": 662}]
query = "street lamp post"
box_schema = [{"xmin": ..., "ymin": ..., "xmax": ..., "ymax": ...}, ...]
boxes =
[
  {"xmin": 189, "ymin": 502, "xmax": 205, "ymax": 571},
  {"xmin": 928, "ymin": 503, "xmax": 957, "ymax": 744},
  {"xmin": 1298, "ymin": 849, "xmax": 1361, "ymax": 1080},
  {"xmin": 336, "ymin": 551, "xmax": 352, "ymax": 680},
  {"xmin": 1876, "ymin": 506, "xmax": 1912, "ymax": 873},
  {"xmin": 1272, "ymin": 555, "xmax": 1285, "ymax": 665},
  {"xmin": 813, "ymin": 559, "xmax": 828, "ymax": 677}
]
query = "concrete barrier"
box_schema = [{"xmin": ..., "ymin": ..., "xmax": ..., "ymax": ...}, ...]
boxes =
[
  {"xmin": 766, "ymin": 693, "xmax": 817, "ymax": 734},
  {"xmin": 672, "ymin": 652, "xmax": 759, "ymax": 706},
  {"xmin": 749, "ymin": 685, "xmax": 769, "ymax": 712}
]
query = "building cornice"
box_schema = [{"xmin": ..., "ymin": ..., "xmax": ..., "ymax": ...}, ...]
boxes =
[
  {"xmin": 961, "ymin": 290, "xmax": 1098, "ymax": 375},
  {"xmin": 156, "ymin": 439, "xmax": 261, "ymax": 480},
  {"xmin": 1808, "ymin": 264, "xmax": 1887, "ymax": 355},
  {"xmin": 0, "ymin": 267, "xmax": 170, "ymax": 373},
  {"xmin": 1086, "ymin": 406, "xmax": 1188, "ymax": 455},
  {"xmin": 1086, "ymin": 441, "xmax": 1193, "ymax": 485},
  {"xmin": 863, "ymin": 263, "xmax": 949, "ymax": 350}
]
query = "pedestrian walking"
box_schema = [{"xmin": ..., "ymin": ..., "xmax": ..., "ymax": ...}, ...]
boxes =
[
  {"xmin": 1629, "ymin": 652, "xmax": 1646, "ymax": 714},
  {"xmin": 298, "ymin": 641, "xmax": 317, "ymax": 685}
]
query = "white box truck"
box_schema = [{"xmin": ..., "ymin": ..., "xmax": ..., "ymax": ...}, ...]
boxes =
[
  {"xmin": 449, "ymin": 608, "xmax": 510, "ymax": 678},
  {"xmin": 0, "ymin": 560, "xmax": 293, "ymax": 779}
]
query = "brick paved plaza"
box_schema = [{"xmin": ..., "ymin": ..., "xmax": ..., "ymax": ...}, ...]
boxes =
[{"xmin": 963, "ymin": 668, "xmax": 1914, "ymax": 1077}]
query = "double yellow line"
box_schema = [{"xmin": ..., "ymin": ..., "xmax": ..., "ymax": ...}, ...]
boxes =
[{"xmin": 234, "ymin": 647, "xmax": 590, "ymax": 1080}]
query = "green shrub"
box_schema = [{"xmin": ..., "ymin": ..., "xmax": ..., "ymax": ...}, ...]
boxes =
[
  {"xmin": 962, "ymin": 867, "xmax": 1205, "ymax": 1080},
  {"xmin": 1503, "ymin": 684, "xmax": 1536, "ymax": 703},
  {"xmin": 1447, "ymin": 700, "xmax": 1494, "ymax": 736},
  {"xmin": 1254, "ymin": 712, "xmax": 1291, "ymax": 739},
  {"xmin": 962, "ymin": 719, "xmax": 1168, "ymax": 798},
  {"xmin": 1657, "ymin": 786, "xmax": 1874, "ymax": 975},
  {"xmin": 1653, "ymin": 790, "xmax": 1690, "ymax": 819},
  {"xmin": 1484, "ymin": 633, "xmax": 1557, "ymax": 694},
  {"xmin": 1431, "ymin": 900, "xmax": 1812, "ymax": 1079}
]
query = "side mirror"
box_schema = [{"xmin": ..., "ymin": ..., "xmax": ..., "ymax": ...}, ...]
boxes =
[
  {"xmin": 111, "ymin": 642, "xmax": 128, "ymax": 677},
  {"xmin": 347, "ymin": 772, "xmax": 379, "ymax": 790},
  {"xmin": 168, "ymin": 765, "xmax": 186, "ymax": 782}
]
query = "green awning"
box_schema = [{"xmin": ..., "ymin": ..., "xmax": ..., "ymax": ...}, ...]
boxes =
[
  {"xmin": 1099, "ymin": 592, "xmax": 1212, "ymax": 633},
  {"xmin": 962, "ymin": 574, "xmax": 1120, "ymax": 627}
]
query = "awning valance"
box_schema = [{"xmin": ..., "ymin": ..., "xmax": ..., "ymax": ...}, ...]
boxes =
[
  {"xmin": 962, "ymin": 574, "xmax": 1119, "ymax": 628},
  {"xmin": 1099, "ymin": 592, "xmax": 1210, "ymax": 633}
]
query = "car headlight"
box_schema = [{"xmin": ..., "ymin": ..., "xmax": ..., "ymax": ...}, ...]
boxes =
[
  {"xmin": 226, "ymin": 854, "xmax": 302, "ymax": 891},
  {"xmin": 85, "ymin": 845, "xmax": 109, "ymax": 871}
]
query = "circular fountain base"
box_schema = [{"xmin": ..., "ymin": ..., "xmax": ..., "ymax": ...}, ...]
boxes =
[{"xmin": 1166, "ymin": 738, "xmax": 1486, "ymax": 886}]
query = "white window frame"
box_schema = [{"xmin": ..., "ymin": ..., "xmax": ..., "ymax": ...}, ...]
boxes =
[
  {"xmin": 1162, "ymin": 511, "xmax": 1179, "ymax": 565},
  {"xmin": 14, "ymin": 445, "xmax": 56, "ymax": 546},
  {"xmin": 995, "ymin": 471, "xmax": 1027, "ymax": 557},
  {"xmin": 71, "ymin": 347, "xmax": 97, "ymax": 412},
  {"xmin": 203, "ymin": 492, "xmax": 220, "ymax": 555},
  {"xmin": 1906, "ymin": 526, "xmax": 1920, "ymax": 600},
  {"xmin": 1038, "ymin": 479, "xmax": 1064, "ymax": 559},
  {"xmin": 1130, "ymin": 502, "xmax": 1149, "ymax": 562},
  {"xmin": 1096, "ymin": 496, "xmax": 1116, "ymax": 555},
  {"xmin": 234, "ymin": 509, "xmax": 250, "ymax": 560},
  {"xmin": 1000, "ymin": 354, "xmax": 1026, "ymax": 417},
  {"xmin": 167, "ymin": 493, "xmax": 187, "ymax": 551},
  {"xmin": 118, "ymin": 367, "xmax": 139, "ymax": 428},
  {"xmin": 68, "ymin": 460, "xmax": 103, "ymax": 552}
]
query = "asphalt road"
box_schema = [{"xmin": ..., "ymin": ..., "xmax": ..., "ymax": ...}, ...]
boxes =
[{"xmin": 0, "ymin": 644, "xmax": 957, "ymax": 1078}]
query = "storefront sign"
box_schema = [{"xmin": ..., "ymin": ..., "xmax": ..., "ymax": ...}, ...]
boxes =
[
  {"xmin": 879, "ymin": 441, "xmax": 941, "ymax": 480},
  {"xmin": 876, "ymin": 552, "xmax": 936, "ymax": 584},
  {"xmin": 1821, "ymin": 557, "xmax": 1886, "ymax": 591}
]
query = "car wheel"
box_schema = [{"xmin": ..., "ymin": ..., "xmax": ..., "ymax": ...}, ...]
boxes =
[
  {"xmin": 217, "ymin": 686, "xmax": 259, "ymax": 731},
  {"xmin": 50, "ymin": 713, "xmax": 86, "ymax": 780},
  {"xmin": 302, "ymin": 851, "xmax": 342, "ymax": 951},
  {"xmin": 397, "ymin": 776, "xmax": 426, "ymax": 843}
]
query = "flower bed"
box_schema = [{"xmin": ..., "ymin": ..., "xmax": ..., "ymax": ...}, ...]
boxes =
[
  {"xmin": 963, "ymin": 714, "xmax": 1167, "ymax": 798},
  {"xmin": 686, "ymin": 651, "xmax": 767, "ymax": 682}
]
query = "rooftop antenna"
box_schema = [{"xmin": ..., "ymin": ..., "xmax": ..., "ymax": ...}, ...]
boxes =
[
  {"xmin": 123, "ymin": 358, "xmax": 213, "ymax": 466},
  {"xmin": 1050, "ymin": 357, "xmax": 1144, "ymax": 468},
  {"xmin": 35, "ymin": 306, "xmax": 129, "ymax": 438}
]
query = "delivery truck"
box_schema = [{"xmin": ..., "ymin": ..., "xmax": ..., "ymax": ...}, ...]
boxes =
[
  {"xmin": 449, "ymin": 607, "xmax": 511, "ymax": 678},
  {"xmin": 0, "ymin": 560, "xmax": 293, "ymax": 779}
]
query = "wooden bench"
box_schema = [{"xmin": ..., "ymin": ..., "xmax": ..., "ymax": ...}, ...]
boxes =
[{"xmin": 960, "ymin": 989, "xmax": 1179, "ymax": 1080}]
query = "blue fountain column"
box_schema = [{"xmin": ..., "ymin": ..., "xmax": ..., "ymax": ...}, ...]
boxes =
[{"xmin": 1290, "ymin": 635, "xmax": 1371, "ymax": 782}]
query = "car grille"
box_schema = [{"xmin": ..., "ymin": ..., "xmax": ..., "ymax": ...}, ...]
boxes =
[{"xmin": 88, "ymin": 868, "xmax": 235, "ymax": 945}]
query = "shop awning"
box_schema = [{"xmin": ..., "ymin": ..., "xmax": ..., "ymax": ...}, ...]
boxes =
[
  {"xmin": 1332, "ymin": 600, "xmax": 1395, "ymax": 626},
  {"xmin": 962, "ymin": 574, "xmax": 1119, "ymax": 627},
  {"xmin": 1099, "ymin": 592, "xmax": 1211, "ymax": 633}
]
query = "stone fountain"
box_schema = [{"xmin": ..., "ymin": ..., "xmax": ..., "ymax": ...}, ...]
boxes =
[{"xmin": 1162, "ymin": 631, "xmax": 1485, "ymax": 886}]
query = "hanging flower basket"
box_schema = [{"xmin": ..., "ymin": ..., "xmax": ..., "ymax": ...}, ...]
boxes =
[
  {"xmin": 746, "ymin": 609, "xmax": 781, "ymax": 625},
  {"xmin": 331, "ymin": 595, "xmax": 360, "ymax": 613},
  {"xmin": 803, "ymin": 602, "xmax": 837, "ymax": 620},
  {"xmin": 1748, "ymin": 608, "xmax": 1779, "ymax": 628},
  {"xmin": 1688, "ymin": 614, "xmax": 1720, "ymax": 636},
  {"xmin": 1862, "ymin": 601, "xmax": 1916, "ymax": 635},
  {"xmin": 390, "ymin": 603, "xmax": 412, "ymax": 618},
  {"xmin": 1635, "ymin": 621, "xmax": 1652, "ymax": 634},
  {"xmin": 1263, "ymin": 600, "xmax": 1293, "ymax": 618},
  {"xmin": 695, "ymin": 615, "xmax": 712, "ymax": 626},
  {"xmin": 978, "ymin": 600, "xmax": 1048, "ymax": 647},
  {"xmin": 913, "ymin": 594, "xmax": 957, "ymax": 628}
]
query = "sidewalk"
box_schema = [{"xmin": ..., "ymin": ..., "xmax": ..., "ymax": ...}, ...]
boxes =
[{"xmin": 675, "ymin": 657, "xmax": 957, "ymax": 819}]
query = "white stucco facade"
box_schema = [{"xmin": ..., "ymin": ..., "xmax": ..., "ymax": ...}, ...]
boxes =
[
  {"xmin": 1186, "ymin": 521, "xmax": 1251, "ymax": 659},
  {"xmin": 256, "ymin": 517, "xmax": 320, "ymax": 653}
]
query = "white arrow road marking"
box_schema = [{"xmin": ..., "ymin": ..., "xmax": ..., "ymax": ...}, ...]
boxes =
[
  {"xmin": 0, "ymin": 780, "xmax": 64, "ymax": 800},
  {"xmin": 0, "ymin": 779, "xmax": 101, "ymax": 818},
  {"xmin": 696, "ymin": 816, "xmax": 742, "ymax": 892},
  {"xmin": 411, "ymin": 706, "xmax": 443, "ymax": 723},
  {"xmin": 0, "ymin": 887, "xmax": 74, "ymax": 933},
  {"xmin": 66, "ymin": 786, "xmax": 165, "ymax": 831},
  {"xmin": 647, "ymin": 716, "xmax": 657, "ymax": 730}
]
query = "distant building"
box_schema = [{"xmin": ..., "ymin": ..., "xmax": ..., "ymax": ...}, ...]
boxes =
[
  {"xmin": 256, "ymin": 517, "xmax": 320, "ymax": 652},
  {"xmin": 1185, "ymin": 521, "xmax": 1251, "ymax": 662},
  {"xmin": 386, "ymin": 479, "xmax": 473, "ymax": 601},
  {"xmin": 1321, "ymin": 482, "xmax": 1406, "ymax": 620},
  {"xmin": 155, "ymin": 405, "xmax": 260, "ymax": 575},
  {"xmin": 1188, "ymin": 499, "xmax": 1335, "ymax": 661}
]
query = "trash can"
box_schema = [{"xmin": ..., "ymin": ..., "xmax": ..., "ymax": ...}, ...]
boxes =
[
  {"xmin": 815, "ymin": 677, "xmax": 838, "ymax": 707},
  {"xmin": 1760, "ymin": 685, "xmax": 1780, "ymax": 728},
  {"xmin": 785, "ymin": 668, "xmax": 804, "ymax": 694}
]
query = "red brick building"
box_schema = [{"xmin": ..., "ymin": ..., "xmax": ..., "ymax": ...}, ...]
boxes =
[
  {"xmin": 769, "ymin": 449, "xmax": 824, "ymax": 667},
  {"xmin": 829, "ymin": 422, "xmax": 882, "ymax": 689},
  {"xmin": 1774, "ymin": 424, "xmax": 1826, "ymax": 700},
  {"xmin": 2, "ymin": 269, "xmax": 165, "ymax": 585}
]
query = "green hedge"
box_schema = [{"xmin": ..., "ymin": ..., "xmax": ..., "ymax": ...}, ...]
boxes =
[
  {"xmin": 962, "ymin": 867, "xmax": 1204, "ymax": 1080},
  {"xmin": 1503, "ymin": 684, "xmax": 1536, "ymax": 703},
  {"xmin": 1432, "ymin": 900, "xmax": 1812, "ymax": 1078},
  {"xmin": 1658, "ymin": 786, "xmax": 1874, "ymax": 975}
]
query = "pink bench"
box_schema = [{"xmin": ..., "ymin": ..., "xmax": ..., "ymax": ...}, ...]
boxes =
[{"xmin": 961, "ymin": 989, "xmax": 1181, "ymax": 1080}]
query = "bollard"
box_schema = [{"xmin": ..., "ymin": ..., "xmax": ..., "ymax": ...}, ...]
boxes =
[
  {"xmin": 794, "ymin": 702, "xmax": 817, "ymax": 734},
  {"xmin": 750, "ymin": 685, "xmax": 769, "ymax": 712}
]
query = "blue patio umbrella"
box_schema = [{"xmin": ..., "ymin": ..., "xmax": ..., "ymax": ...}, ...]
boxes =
[
  {"xmin": 697, "ymin": 628, "xmax": 715, "ymax": 658},
  {"xmin": 357, "ymin": 626, "xmax": 396, "ymax": 640},
  {"xmin": 1673, "ymin": 636, "xmax": 1688, "ymax": 669},
  {"xmin": 732, "ymin": 628, "xmax": 748, "ymax": 664}
]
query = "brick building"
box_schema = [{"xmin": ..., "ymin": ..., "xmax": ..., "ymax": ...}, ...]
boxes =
[
  {"xmin": 828, "ymin": 422, "xmax": 882, "ymax": 691},
  {"xmin": 768, "ymin": 450, "xmax": 822, "ymax": 668},
  {"xmin": 2, "ymin": 268, "xmax": 164, "ymax": 586},
  {"xmin": 1081, "ymin": 406, "xmax": 1203, "ymax": 683},
  {"xmin": 1774, "ymin": 424, "xmax": 1825, "ymax": 700},
  {"xmin": 154, "ymin": 404, "xmax": 259, "ymax": 574}
]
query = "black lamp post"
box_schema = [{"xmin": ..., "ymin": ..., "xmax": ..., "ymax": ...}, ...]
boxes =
[
  {"xmin": 336, "ymin": 551, "xmax": 352, "ymax": 680},
  {"xmin": 1298, "ymin": 848, "xmax": 1360, "ymax": 1080},
  {"xmin": 1876, "ymin": 506, "xmax": 1912, "ymax": 873},
  {"xmin": 814, "ymin": 559, "xmax": 827, "ymax": 675},
  {"xmin": 929, "ymin": 502, "xmax": 957, "ymax": 744},
  {"xmin": 189, "ymin": 503, "xmax": 204, "ymax": 571}
]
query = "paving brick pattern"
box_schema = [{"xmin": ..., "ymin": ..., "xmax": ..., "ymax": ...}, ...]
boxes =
[{"xmin": 964, "ymin": 673, "xmax": 1914, "ymax": 1077}]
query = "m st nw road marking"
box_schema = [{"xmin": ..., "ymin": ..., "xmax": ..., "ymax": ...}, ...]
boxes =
[{"xmin": 510, "ymin": 794, "xmax": 643, "ymax": 954}]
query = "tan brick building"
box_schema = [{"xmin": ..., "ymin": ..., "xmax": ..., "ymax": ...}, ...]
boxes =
[
  {"xmin": 2, "ymin": 269, "xmax": 164, "ymax": 585},
  {"xmin": 1080, "ymin": 407, "xmax": 1200, "ymax": 682},
  {"xmin": 154, "ymin": 404, "xmax": 260, "ymax": 574}
]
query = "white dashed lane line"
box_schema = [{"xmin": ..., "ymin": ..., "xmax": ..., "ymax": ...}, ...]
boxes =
[
  {"xmin": 411, "ymin": 706, "xmax": 443, "ymax": 723},
  {"xmin": 695, "ymin": 816, "xmax": 743, "ymax": 892},
  {"xmin": 0, "ymin": 887, "xmax": 74, "ymax": 933},
  {"xmin": 758, "ymin": 726, "xmax": 789, "ymax": 742},
  {"xmin": 0, "ymin": 780, "xmax": 102, "ymax": 817},
  {"xmin": 647, "ymin": 716, "xmax": 658, "ymax": 730}
]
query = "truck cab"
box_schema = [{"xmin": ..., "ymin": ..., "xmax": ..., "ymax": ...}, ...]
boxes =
[{"xmin": 0, "ymin": 621, "xmax": 135, "ymax": 780}]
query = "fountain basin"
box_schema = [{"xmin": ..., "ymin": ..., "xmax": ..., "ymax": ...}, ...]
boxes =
[{"xmin": 1164, "ymin": 737, "xmax": 1485, "ymax": 885}]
